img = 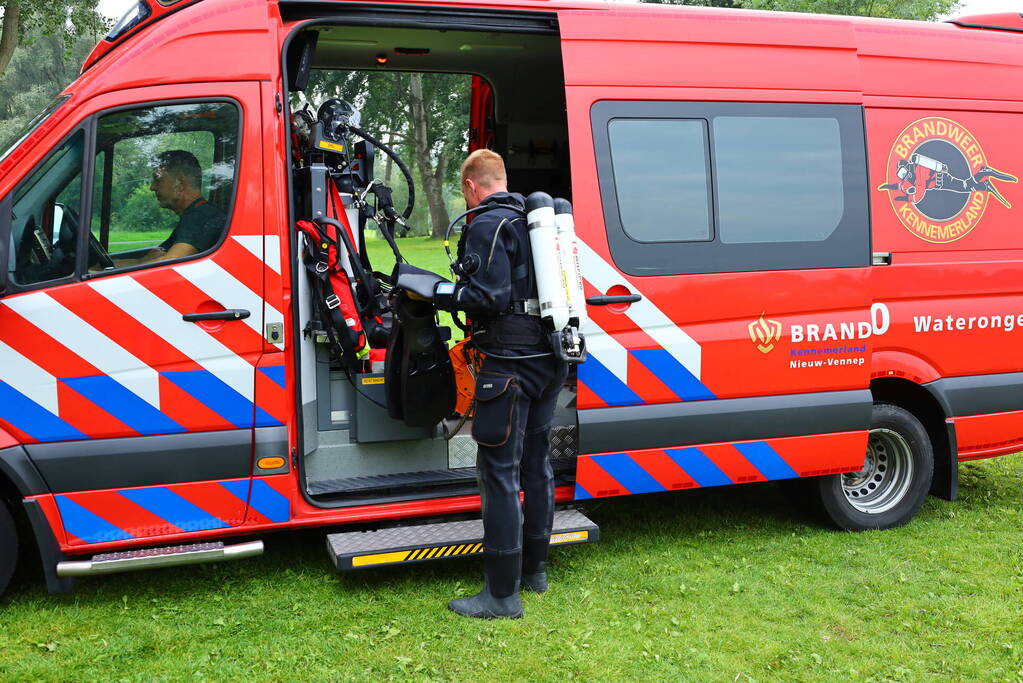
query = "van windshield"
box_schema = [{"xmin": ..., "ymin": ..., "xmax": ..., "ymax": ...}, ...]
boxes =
[{"xmin": 0, "ymin": 95, "xmax": 69, "ymax": 164}]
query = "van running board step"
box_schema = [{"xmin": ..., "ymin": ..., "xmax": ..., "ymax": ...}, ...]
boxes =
[
  {"xmin": 327, "ymin": 509, "xmax": 598, "ymax": 571},
  {"xmin": 56, "ymin": 540, "xmax": 264, "ymax": 577}
]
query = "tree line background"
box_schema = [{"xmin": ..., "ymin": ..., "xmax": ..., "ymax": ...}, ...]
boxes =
[{"xmin": 1, "ymin": 0, "xmax": 958, "ymax": 238}]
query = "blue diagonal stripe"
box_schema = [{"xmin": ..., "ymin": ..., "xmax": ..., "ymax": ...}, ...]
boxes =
[
  {"xmin": 574, "ymin": 484, "xmax": 594, "ymax": 500},
  {"xmin": 734, "ymin": 441, "xmax": 799, "ymax": 480},
  {"xmin": 249, "ymin": 480, "xmax": 290, "ymax": 522},
  {"xmin": 56, "ymin": 495, "xmax": 133, "ymax": 543},
  {"xmin": 162, "ymin": 370, "xmax": 255, "ymax": 429},
  {"xmin": 590, "ymin": 452, "xmax": 667, "ymax": 494},
  {"xmin": 0, "ymin": 381, "xmax": 87, "ymax": 443},
  {"xmin": 118, "ymin": 487, "xmax": 229, "ymax": 532},
  {"xmin": 258, "ymin": 366, "xmax": 286, "ymax": 388},
  {"xmin": 664, "ymin": 447, "xmax": 732, "ymax": 487},
  {"xmin": 630, "ymin": 349, "xmax": 716, "ymax": 401},
  {"xmin": 577, "ymin": 355, "xmax": 644, "ymax": 406},
  {"xmin": 220, "ymin": 480, "xmax": 291, "ymax": 523},
  {"xmin": 254, "ymin": 407, "xmax": 284, "ymax": 427},
  {"xmin": 61, "ymin": 376, "xmax": 186, "ymax": 436}
]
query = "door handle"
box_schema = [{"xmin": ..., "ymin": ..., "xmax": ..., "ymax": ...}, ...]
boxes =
[
  {"xmin": 586, "ymin": 294, "xmax": 642, "ymax": 306},
  {"xmin": 182, "ymin": 309, "xmax": 250, "ymax": 322}
]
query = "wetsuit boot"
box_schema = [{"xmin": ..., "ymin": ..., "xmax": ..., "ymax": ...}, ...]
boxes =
[
  {"xmin": 448, "ymin": 552, "xmax": 523, "ymax": 619},
  {"xmin": 521, "ymin": 536, "xmax": 550, "ymax": 593}
]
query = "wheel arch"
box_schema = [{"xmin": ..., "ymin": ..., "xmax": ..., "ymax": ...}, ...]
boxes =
[{"xmin": 869, "ymin": 376, "xmax": 957, "ymax": 501}]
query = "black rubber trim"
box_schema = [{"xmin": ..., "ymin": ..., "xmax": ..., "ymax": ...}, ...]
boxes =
[
  {"xmin": 0, "ymin": 445, "xmax": 49, "ymax": 496},
  {"xmin": 578, "ymin": 389, "xmax": 872, "ymax": 454},
  {"xmin": 946, "ymin": 16, "xmax": 1023, "ymax": 33},
  {"xmin": 925, "ymin": 372, "xmax": 1023, "ymax": 417},
  {"xmin": 279, "ymin": 2, "xmax": 560, "ymax": 33},
  {"xmin": 23, "ymin": 498, "xmax": 75, "ymax": 594},
  {"xmin": 25, "ymin": 429, "xmax": 252, "ymax": 493},
  {"xmin": 931, "ymin": 420, "xmax": 958, "ymax": 502}
]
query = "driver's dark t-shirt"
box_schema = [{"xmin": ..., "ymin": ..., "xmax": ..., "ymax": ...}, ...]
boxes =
[{"xmin": 160, "ymin": 198, "xmax": 226, "ymax": 253}]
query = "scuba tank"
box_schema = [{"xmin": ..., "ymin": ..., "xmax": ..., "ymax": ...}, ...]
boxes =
[
  {"xmin": 525, "ymin": 192, "xmax": 570, "ymax": 331},
  {"xmin": 554, "ymin": 198, "xmax": 587, "ymax": 329}
]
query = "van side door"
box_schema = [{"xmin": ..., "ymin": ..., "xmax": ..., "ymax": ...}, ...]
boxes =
[
  {"xmin": 0, "ymin": 83, "xmax": 282, "ymax": 546},
  {"xmin": 559, "ymin": 10, "xmax": 875, "ymax": 498}
]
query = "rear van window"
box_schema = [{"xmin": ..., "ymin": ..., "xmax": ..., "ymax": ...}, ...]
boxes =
[{"xmin": 594, "ymin": 101, "xmax": 869, "ymax": 276}]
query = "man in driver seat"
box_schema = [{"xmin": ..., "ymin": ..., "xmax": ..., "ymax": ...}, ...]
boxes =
[{"xmin": 117, "ymin": 149, "xmax": 226, "ymax": 265}]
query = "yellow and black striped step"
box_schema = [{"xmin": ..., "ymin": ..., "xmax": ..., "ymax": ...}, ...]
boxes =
[{"xmin": 327, "ymin": 509, "xmax": 598, "ymax": 571}]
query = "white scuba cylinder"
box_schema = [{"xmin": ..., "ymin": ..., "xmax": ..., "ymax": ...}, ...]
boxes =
[
  {"xmin": 525, "ymin": 191, "xmax": 570, "ymax": 331},
  {"xmin": 553, "ymin": 198, "xmax": 587, "ymax": 328}
]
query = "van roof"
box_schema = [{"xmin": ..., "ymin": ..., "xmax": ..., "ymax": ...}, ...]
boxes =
[{"xmin": 72, "ymin": 0, "xmax": 1022, "ymax": 103}]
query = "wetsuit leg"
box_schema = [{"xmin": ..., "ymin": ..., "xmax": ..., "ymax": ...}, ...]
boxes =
[
  {"xmin": 521, "ymin": 360, "xmax": 569, "ymax": 575},
  {"xmin": 473, "ymin": 356, "xmax": 531, "ymax": 598}
]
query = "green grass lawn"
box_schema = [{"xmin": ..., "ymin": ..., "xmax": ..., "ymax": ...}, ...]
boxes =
[{"xmin": 2, "ymin": 456, "xmax": 1021, "ymax": 681}]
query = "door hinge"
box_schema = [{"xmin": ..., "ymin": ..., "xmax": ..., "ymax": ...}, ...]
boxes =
[
  {"xmin": 266, "ymin": 322, "xmax": 284, "ymax": 345},
  {"xmin": 276, "ymin": 92, "xmax": 283, "ymax": 115}
]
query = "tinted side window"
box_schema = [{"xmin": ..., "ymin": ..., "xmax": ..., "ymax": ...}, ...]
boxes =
[
  {"xmin": 608, "ymin": 118, "xmax": 712, "ymax": 243},
  {"xmin": 715, "ymin": 116, "xmax": 844, "ymax": 245},
  {"xmin": 90, "ymin": 102, "xmax": 238, "ymax": 271},
  {"xmin": 7, "ymin": 131, "xmax": 84, "ymax": 287},
  {"xmin": 594, "ymin": 101, "xmax": 869, "ymax": 276}
]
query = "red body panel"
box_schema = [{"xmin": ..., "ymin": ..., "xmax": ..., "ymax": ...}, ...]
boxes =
[{"xmin": 1, "ymin": 0, "xmax": 1022, "ymax": 558}]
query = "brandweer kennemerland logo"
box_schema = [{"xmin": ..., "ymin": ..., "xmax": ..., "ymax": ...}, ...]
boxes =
[
  {"xmin": 748, "ymin": 313, "xmax": 782, "ymax": 354},
  {"xmin": 878, "ymin": 117, "xmax": 1017, "ymax": 244}
]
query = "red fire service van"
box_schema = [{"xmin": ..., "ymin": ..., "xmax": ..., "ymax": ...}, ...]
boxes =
[{"xmin": 1, "ymin": 0, "xmax": 1021, "ymax": 597}]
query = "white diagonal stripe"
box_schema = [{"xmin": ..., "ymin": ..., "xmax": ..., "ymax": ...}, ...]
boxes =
[
  {"xmin": 232, "ymin": 235, "xmax": 281, "ymax": 275},
  {"xmin": 0, "ymin": 338, "xmax": 58, "ymax": 413},
  {"xmin": 581, "ymin": 315, "xmax": 629, "ymax": 383},
  {"xmin": 578, "ymin": 240, "xmax": 702, "ymax": 379},
  {"xmin": 89, "ymin": 277, "xmax": 255, "ymax": 401},
  {"xmin": 264, "ymin": 235, "xmax": 281, "ymax": 274},
  {"xmin": 3, "ymin": 291, "xmax": 161, "ymax": 407},
  {"xmin": 174, "ymin": 259, "xmax": 283, "ymax": 341}
]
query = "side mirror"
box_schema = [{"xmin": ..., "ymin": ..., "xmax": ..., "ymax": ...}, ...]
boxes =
[{"xmin": 51, "ymin": 203, "xmax": 66, "ymax": 245}]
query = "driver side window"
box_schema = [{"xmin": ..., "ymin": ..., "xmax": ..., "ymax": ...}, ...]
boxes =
[
  {"xmin": 8, "ymin": 131, "xmax": 85, "ymax": 287},
  {"xmin": 90, "ymin": 101, "xmax": 239, "ymax": 271}
]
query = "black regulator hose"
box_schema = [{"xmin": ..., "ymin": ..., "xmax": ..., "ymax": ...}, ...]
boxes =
[
  {"xmin": 344, "ymin": 122, "xmax": 416, "ymax": 221},
  {"xmin": 443, "ymin": 204, "xmax": 527, "ymax": 272}
]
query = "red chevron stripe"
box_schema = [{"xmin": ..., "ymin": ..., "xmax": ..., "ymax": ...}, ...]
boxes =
[
  {"xmin": 576, "ymin": 380, "xmax": 609, "ymax": 410},
  {"xmin": 63, "ymin": 490, "xmax": 179, "ymax": 545},
  {"xmin": 255, "ymin": 356, "xmax": 289, "ymax": 424},
  {"xmin": 576, "ymin": 456, "xmax": 629, "ymax": 498},
  {"xmin": 771, "ymin": 431, "xmax": 867, "ymax": 476},
  {"xmin": 637, "ymin": 449, "xmax": 700, "ymax": 491},
  {"xmin": 52, "ymin": 281, "xmax": 203, "ymax": 372},
  {"xmin": 244, "ymin": 473, "xmax": 294, "ymax": 523},
  {"xmin": 157, "ymin": 375, "xmax": 235, "ymax": 432},
  {"xmin": 57, "ymin": 380, "xmax": 138, "ymax": 440},
  {"xmin": 131, "ymin": 267, "xmax": 263, "ymax": 359},
  {"xmin": 172, "ymin": 481, "xmax": 248, "ymax": 527},
  {"xmin": 582, "ymin": 280, "xmax": 679, "ymax": 406},
  {"xmin": 0, "ymin": 305, "xmax": 100, "ymax": 378},
  {"xmin": 212, "ymin": 239, "xmax": 265, "ymax": 304},
  {"xmin": 694, "ymin": 444, "xmax": 768, "ymax": 484}
]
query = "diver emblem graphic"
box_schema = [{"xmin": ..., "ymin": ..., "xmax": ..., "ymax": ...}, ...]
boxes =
[{"xmin": 878, "ymin": 117, "xmax": 1017, "ymax": 244}]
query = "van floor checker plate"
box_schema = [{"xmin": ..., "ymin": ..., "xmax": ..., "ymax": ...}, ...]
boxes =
[{"xmin": 327, "ymin": 509, "xmax": 598, "ymax": 570}]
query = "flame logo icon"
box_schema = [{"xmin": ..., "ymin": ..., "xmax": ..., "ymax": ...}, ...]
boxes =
[{"xmin": 748, "ymin": 313, "xmax": 782, "ymax": 354}]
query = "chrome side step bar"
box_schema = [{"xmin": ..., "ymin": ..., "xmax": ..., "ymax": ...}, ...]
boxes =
[{"xmin": 57, "ymin": 540, "xmax": 264, "ymax": 577}]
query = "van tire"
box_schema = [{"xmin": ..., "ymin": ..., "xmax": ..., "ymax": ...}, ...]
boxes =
[
  {"xmin": 813, "ymin": 403, "xmax": 933, "ymax": 531},
  {"xmin": 0, "ymin": 500, "xmax": 17, "ymax": 598}
]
